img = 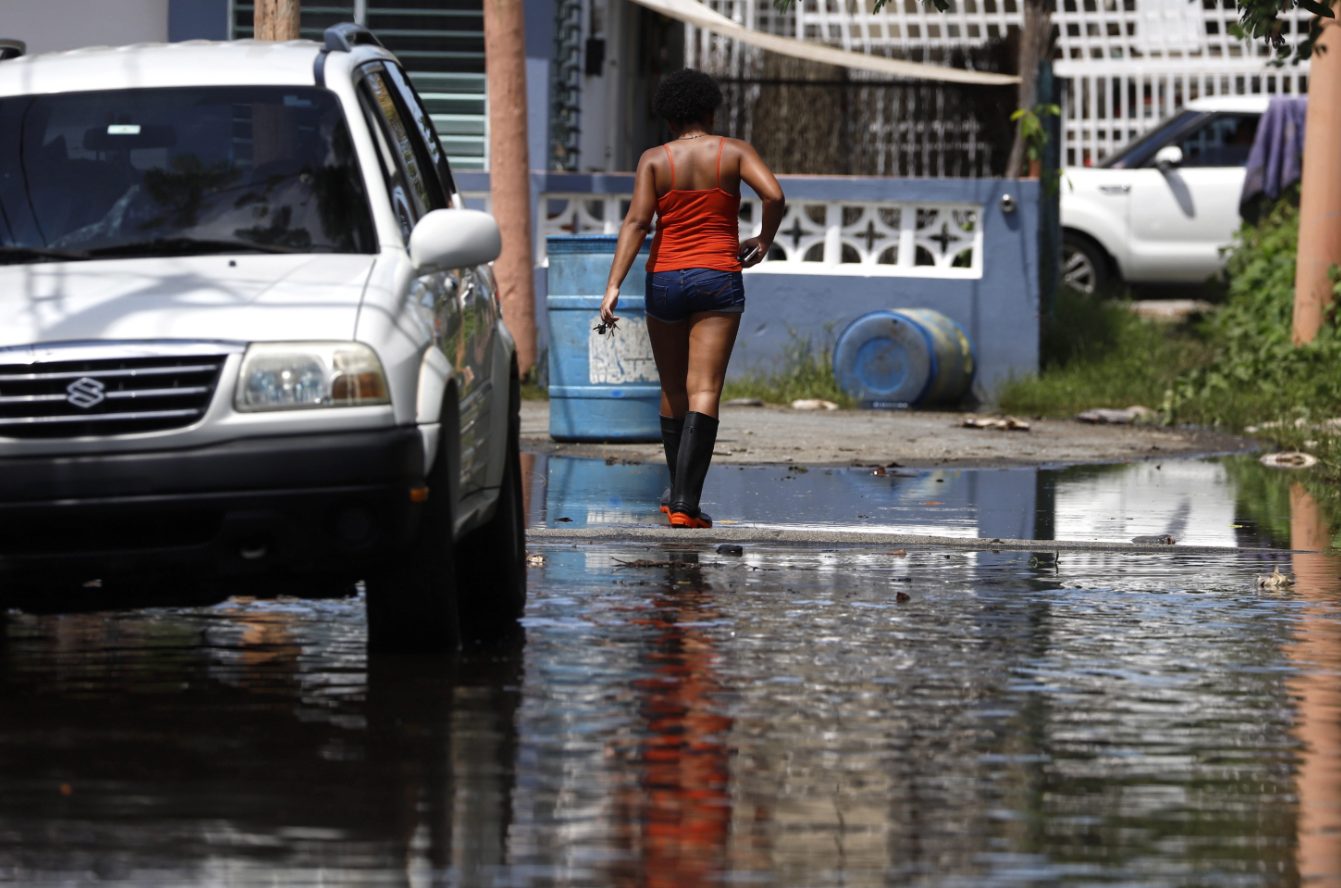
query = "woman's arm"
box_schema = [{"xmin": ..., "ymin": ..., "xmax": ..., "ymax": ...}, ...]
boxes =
[
  {"xmin": 737, "ymin": 141, "xmax": 785, "ymax": 267},
  {"xmin": 600, "ymin": 151, "xmax": 659, "ymax": 325}
]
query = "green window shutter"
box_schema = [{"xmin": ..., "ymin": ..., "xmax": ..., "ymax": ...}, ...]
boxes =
[{"xmin": 229, "ymin": 1, "xmax": 487, "ymax": 171}]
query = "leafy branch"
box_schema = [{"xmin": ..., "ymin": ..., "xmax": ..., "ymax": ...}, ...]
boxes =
[{"xmin": 1010, "ymin": 103, "xmax": 1060, "ymax": 164}]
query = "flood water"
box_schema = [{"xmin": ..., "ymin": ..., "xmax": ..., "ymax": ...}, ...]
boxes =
[
  {"xmin": 2, "ymin": 455, "xmax": 1340, "ymax": 885},
  {"xmin": 534, "ymin": 454, "xmax": 1274, "ymax": 548}
]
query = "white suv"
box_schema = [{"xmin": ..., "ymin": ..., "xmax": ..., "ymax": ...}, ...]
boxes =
[
  {"xmin": 0, "ymin": 25, "xmax": 524, "ymax": 652},
  {"xmin": 1061, "ymin": 95, "xmax": 1269, "ymax": 294}
]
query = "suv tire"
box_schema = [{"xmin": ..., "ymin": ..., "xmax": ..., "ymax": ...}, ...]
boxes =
[
  {"xmin": 456, "ymin": 367, "xmax": 526, "ymax": 643},
  {"xmin": 365, "ymin": 416, "xmax": 460, "ymax": 654},
  {"xmin": 1062, "ymin": 232, "xmax": 1115, "ymax": 297}
]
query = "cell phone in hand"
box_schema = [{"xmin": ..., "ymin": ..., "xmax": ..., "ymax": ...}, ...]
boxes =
[{"xmin": 740, "ymin": 245, "xmax": 762, "ymax": 264}]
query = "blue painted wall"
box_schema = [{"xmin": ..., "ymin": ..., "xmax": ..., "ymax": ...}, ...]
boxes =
[
  {"xmin": 168, "ymin": 0, "xmax": 228, "ymax": 41},
  {"xmin": 457, "ymin": 173, "xmax": 1041, "ymax": 406},
  {"xmin": 523, "ymin": 0, "xmax": 553, "ymax": 174}
]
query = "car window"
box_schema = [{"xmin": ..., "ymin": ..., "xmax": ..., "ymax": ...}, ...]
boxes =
[
  {"xmin": 1100, "ymin": 110, "xmax": 1201, "ymax": 169},
  {"xmin": 382, "ymin": 63, "xmax": 457, "ymax": 206},
  {"xmin": 357, "ymin": 67, "xmax": 444, "ymax": 240},
  {"xmin": 1169, "ymin": 113, "xmax": 1260, "ymax": 168},
  {"xmin": 0, "ymin": 86, "xmax": 376, "ymax": 259}
]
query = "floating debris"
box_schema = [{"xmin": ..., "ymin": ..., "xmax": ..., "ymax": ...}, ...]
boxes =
[
  {"xmin": 1258, "ymin": 451, "xmax": 1318, "ymax": 469},
  {"xmin": 1256, "ymin": 567, "xmax": 1295, "ymax": 592},
  {"xmin": 716, "ymin": 544, "xmax": 744, "ymax": 556},
  {"xmin": 895, "ymin": 591, "xmax": 912, "ymax": 603},
  {"xmin": 526, "ymin": 554, "xmax": 546, "ymax": 567},
  {"xmin": 1131, "ymin": 534, "xmax": 1176, "ymax": 545}
]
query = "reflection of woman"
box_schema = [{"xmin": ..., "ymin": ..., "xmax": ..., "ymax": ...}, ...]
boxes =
[{"xmin": 601, "ymin": 69, "xmax": 785, "ymax": 528}]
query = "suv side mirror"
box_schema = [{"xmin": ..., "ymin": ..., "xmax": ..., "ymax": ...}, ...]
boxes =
[
  {"xmin": 1154, "ymin": 145, "xmax": 1184, "ymax": 171},
  {"xmin": 409, "ymin": 209, "xmax": 502, "ymax": 272}
]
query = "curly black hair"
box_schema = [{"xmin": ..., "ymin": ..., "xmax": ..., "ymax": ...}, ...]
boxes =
[{"xmin": 652, "ymin": 69, "xmax": 723, "ymax": 127}]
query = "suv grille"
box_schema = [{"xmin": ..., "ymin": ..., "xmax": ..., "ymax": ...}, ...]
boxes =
[{"xmin": 0, "ymin": 354, "xmax": 226, "ymax": 438}]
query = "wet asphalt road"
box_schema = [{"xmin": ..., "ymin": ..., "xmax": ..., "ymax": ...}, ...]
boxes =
[{"xmin": 2, "ymin": 455, "xmax": 1341, "ymax": 886}]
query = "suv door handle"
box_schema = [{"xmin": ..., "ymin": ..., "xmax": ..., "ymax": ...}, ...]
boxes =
[{"xmin": 1099, "ymin": 184, "xmax": 1132, "ymax": 195}]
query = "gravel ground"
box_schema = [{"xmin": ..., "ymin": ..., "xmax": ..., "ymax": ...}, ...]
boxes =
[{"xmin": 521, "ymin": 400, "xmax": 1259, "ymax": 467}]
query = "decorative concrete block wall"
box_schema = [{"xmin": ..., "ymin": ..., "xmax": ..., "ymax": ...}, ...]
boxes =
[{"xmin": 457, "ymin": 172, "xmax": 1041, "ymax": 404}]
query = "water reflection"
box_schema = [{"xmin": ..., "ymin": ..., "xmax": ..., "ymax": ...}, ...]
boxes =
[
  {"xmin": 617, "ymin": 553, "xmax": 735, "ymax": 886},
  {"xmin": 1287, "ymin": 485, "xmax": 1341, "ymax": 883},
  {"xmin": 516, "ymin": 541, "xmax": 1309, "ymax": 884},
  {"xmin": 0, "ymin": 601, "xmax": 522, "ymax": 884},
  {"xmin": 529, "ymin": 453, "xmax": 1300, "ymax": 549}
]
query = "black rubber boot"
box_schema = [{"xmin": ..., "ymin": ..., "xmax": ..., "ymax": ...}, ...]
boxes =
[
  {"xmin": 659, "ymin": 414, "xmax": 683, "ymax": 513},
  {"xmin": 668, "ymin": 411, "xmax": 718, "ymax": 528}
]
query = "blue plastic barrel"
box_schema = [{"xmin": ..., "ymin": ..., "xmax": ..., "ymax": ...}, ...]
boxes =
[
  {"xmin": 546, "ymin": 235, "xmax": 661, "ymax": 441},
  {"xmin": 832, "ymin": 309, "xmax": 975, "ymax": 408}
]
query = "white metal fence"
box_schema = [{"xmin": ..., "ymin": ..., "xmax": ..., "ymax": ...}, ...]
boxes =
[{"xmin": 686, "ymin": 0, "xmax": 1310, "ymax": 167}]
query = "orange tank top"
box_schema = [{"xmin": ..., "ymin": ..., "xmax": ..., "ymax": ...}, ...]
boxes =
[{"xmin": 646, "ymin": 138, "xmax": 742, "ymax": 273}]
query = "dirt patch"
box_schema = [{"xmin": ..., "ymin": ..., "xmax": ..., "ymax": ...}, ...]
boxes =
[{"xmin": 521, "ymin": 401, "xmax": 1258, "ymax": 467}]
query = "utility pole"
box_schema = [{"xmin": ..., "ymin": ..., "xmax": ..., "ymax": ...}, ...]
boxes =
[
  {"xmin": 484, "ymin": 0, "xmax": 537, "ymax": 377},
  {"xmin": 1293, "ymin": 9, "xmax": 1341, "ymax": 345},
  {"xmin": 254, "ymin": 0, "xmax": 301, "ymax": 41}
]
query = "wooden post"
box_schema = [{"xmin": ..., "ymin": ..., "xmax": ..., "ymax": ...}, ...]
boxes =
[
  {"xmin": 1006, "ymin": 0, "xmax": 1053, "ymax": 179},
  {"xmin": 484, "ymin": 0, "xmax": 537, "ymax": 377},
  {"xmin": 254, "ymin": 0, "xmax": 301, "ymax": 41},
  {"xmin": 1293, "ymin": 11, "xmax": 1341, "ymax": 345}
]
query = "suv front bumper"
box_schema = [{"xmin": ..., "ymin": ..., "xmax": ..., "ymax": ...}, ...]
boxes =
[{"xmin": 0, "ymin": 428, "xmax": 426, "ymax": 587}]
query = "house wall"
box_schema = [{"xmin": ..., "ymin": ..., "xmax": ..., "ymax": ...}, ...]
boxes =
[{"xmin": 5, "ymin": 0, "xmax": 171, "ymax": 52}]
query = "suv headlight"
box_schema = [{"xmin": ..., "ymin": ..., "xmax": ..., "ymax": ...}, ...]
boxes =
[{"xmin": 235, "ymin": 342, "xmax": 390, "ymax": 412}]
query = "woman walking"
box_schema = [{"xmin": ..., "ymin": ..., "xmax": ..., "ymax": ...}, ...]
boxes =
[{"xmin": 601, "ymin": 69, "xmax": 785, "ymax": 528}]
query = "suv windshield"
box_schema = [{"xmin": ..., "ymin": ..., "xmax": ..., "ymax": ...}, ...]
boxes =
[
  {"xmin": 0, "ymin": 86, "xmax": 376, "ymax": 262},
  {"xmin": 1099, "ymin": 110, "xmax": 1201, "ymax": 169}
]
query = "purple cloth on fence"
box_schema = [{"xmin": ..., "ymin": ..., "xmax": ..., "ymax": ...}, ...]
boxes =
[{"xmin": 1239, "ymin": 96, "xmax": 1307, "ymax": 215}]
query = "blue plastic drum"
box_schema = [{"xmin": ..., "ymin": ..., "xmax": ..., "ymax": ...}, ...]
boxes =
[
  {"xmin": 832, "ymin": 309, "xmax": 975, "ymax": 408},
  {"xmin": 546, "ymin": 235, "xmax": 661, "ymax": 442}
]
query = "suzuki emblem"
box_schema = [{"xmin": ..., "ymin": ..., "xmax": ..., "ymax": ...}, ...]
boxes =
[{"xmin": 66, "ymin": 377, "xmax": 106, "ymax": 409}]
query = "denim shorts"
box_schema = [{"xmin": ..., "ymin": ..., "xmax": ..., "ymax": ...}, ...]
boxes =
[{"xmin": 644, "ymin": 268, "xmax": 746, "ymax": 323}]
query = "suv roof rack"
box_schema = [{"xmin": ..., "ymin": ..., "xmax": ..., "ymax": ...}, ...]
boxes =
[
  {"xmin": 0, "ymin": 39, "xmax": 26, "ymax": 62},
  {"xmin": 323, "ymin": 23, "xmax": 383, "ymax": 52}
]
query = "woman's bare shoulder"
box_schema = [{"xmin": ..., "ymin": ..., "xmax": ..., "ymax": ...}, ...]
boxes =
[
  {"xmin": 637, "ymin": 144, "xmax": 668, "ymax": 167},
  {"xmin": 723, "ymin": 136, "xmax": 762, "ymax": 157}
]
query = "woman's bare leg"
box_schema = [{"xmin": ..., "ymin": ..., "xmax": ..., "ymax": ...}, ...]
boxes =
[
  {"xmin": 646, "ymin": 316, "xmax": 690, "ymax": 418},
  {"xmin": 685, "ymin": 311, "xmax": 741, "ymax": 418}
]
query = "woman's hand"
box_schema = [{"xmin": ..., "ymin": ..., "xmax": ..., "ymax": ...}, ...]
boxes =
[
  {"xmin": 599, "ymin": 286, "xmax": 621, "ymax": 326},
  {"xmin": 738, "ymin": 236, "xmax": 769, "ymax": 268}
]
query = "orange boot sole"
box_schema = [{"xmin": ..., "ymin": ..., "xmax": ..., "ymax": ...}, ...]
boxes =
[{"xmin": 668, "ymin": 510, "xmax": 712, "ymax": 529}]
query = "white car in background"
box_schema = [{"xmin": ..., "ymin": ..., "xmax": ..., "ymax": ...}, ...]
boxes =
[
  {"xmin": 1060, "ymin": 95, "xmax": 1269, "ymax": 295},
  {"xmin": 0, "ymin": 26, "xmax": 525, "ymax": 652}
]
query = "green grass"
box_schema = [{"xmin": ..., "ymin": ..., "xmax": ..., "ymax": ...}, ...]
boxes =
[
  {"xmin": 997, "ymin": 288, "xmax": 1212, "ymax": 417},
  {"xmin": 722, "ymin": 331, "xmax": 854, "ymax": 407}
]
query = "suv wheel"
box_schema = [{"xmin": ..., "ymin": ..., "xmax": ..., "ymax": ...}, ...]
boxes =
[
  {"xmin": 1062, "ymin": 233, "xmax": 1115, "ymax": 297},
  {"xmin": 456, "ymin": 367, "xmax": 526, "ymax": 643},
  {"xmin": 364, "ymin": 422, "xmax": 460, "ymax": 654}
]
